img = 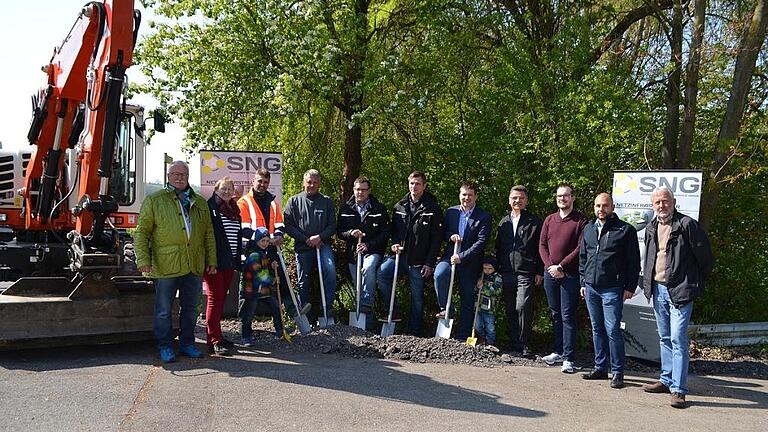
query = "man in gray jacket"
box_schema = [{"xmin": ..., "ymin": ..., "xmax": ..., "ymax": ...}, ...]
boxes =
[
  {"xmin": 283, "ymin": 169, "xmax": 337, "ymax": 322},
  {"xmin": 641, "ymin": 186, "xmax": 713, "ymax": 409}
]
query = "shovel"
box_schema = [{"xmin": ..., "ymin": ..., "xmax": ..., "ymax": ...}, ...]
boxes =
[
  {"xmin": 380, "ymin": 247, "xmax": 403, "ymax": 337},
  {"xmin": 273, "ymin": 268, "xmax": 292, "ymax": 343},
  {"xmin": 466, "ymin": 289, "xmax": 483, "ymax": 346},
  {"xmin": 316, "ymin": 247, "xmax": 335, "ymax": 328},
  {"xmin": 436, "ymin": 241, "xmax": 460, "ymax": 339},
  {"xmin": 349, "ymin": 237, "xmax": 367, "ymax": 330},
  {"xmin": 277, "ymin": 247, "xmax": 312, "ymax": 335}
]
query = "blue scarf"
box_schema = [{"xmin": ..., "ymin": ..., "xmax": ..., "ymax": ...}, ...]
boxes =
[{"xmin": 167, "ymin": 183, "xmax": 192, "ymax": 214}]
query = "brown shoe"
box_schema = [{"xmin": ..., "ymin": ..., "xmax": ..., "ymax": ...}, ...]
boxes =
[
  {"xmin": 643, "ymin": 381, "xmax": 671, "ymax": 394},
  {"xmin": 670, "ymin": 393, "xmax": 687, "ymax": 409}
]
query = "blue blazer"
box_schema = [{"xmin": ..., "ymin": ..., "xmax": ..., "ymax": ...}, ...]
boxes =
[{"xmin": 440, "ymin": 205, "xmax": 492, "ymax": 271}]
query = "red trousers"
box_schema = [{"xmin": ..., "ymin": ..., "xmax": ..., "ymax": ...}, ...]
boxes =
[{"xmin": 203, "ymin": 268, "xmax": 235, "ymax": 345}]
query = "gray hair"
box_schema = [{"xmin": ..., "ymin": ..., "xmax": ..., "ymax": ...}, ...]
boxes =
[
  {"xmin": 303, "ymin": 169, "xmax": 321, "ymax": 181},
  {"xmin": 168, "ymin": 160, "xmax": 189, "ymax": 172},
  {"xmin": 652, "ymin": 186, "xmax": 675, "ymax": 200}
]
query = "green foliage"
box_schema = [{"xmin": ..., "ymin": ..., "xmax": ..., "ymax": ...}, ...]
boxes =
[{"xmin": 137, "ymin": 0, "xmax": 768, "ymax": 326}]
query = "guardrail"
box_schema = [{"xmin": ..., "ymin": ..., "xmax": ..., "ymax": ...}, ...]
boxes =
[{"xmin": 689, "ymin": 322, "xmax": 768, "ymax": 346}]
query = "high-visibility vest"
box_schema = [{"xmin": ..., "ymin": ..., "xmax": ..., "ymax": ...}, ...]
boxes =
[{"xmin": 237, "ymin": 191, "xmax": 284, "ymax": 234}]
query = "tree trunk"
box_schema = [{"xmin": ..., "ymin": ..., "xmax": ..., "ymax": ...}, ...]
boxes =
[
  {"xmin": 678, "ymin": 0, "xmax": 706, "ymax": 169},
  {"xmin": 662, "ymin": 0, "xmax": 684, "ymax": 168},
  {"xmin": 701, "ymin": 0, "xmax": 768, "ymax": 230}
]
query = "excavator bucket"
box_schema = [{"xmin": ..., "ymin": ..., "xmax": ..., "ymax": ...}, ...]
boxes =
[{"xmin": 0, "ymin": 274, "xmax": 170, "ymax": 350}]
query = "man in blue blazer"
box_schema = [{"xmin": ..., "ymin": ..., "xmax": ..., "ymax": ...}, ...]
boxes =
[{"xmin": 434, "ymin": 182, "xmax": 492, "ymax": 339}]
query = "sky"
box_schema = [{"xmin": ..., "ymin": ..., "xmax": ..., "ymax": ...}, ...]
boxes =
[{"xmin": 0, "ymin": 0, "xmax": 199, "ymax": 184}]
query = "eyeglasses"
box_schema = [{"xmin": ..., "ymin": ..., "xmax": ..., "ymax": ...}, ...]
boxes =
[
  {"xmin": 168, "ymin": 172, "xmax": 189, "ymax": 179},
  {"xmin": 556, "ymin": 194, "xmax": 572, "ymax": 198}
]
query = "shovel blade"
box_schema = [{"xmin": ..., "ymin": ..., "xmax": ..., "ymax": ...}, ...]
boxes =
[
  {"xmin": 282, "ymin": 330, "xmax": 293, "ymax": 343},
  {"xmin": 380, "ymin": 322, "xmax": 396, "ymax": 337},
  {"xmin": 318, "ymin": 317, "xmax": 336, "ymax": 328},
  {"xmin": 294, "ymin": 314, "xmax": 312, "ymax": 335},
  {"xmin": 466, "ymin": 336, "xmax": 477, "ymax": 346},
  {"xmin": 349, "ymin": 312, "xmax": 367, "ymax": 330},
  {"xmin": 436, "ymin": 318, "xmax": 454, "ymax": 339}
]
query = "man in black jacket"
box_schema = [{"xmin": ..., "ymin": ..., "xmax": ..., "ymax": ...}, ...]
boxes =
[
  {"xmin": 377, "ymin": 171, "xmax": 442, "ymax": 336},
  {"xmin": 641, "ymin": 186, "xmax": 713, "ymax": 409},
  {"xmin": 579, "ymin": 193, "xmax": 640, "ymax": 389},
  {"xmin": 337, "ymin": 176, "xmax": 390, "ymax": 330},
  {"xmin": 495, "ymin": 185, "xmax": 543, "ymax": 355}
]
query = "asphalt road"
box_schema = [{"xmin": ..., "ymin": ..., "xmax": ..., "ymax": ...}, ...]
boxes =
[{"xmin": 0, "ymin": 341, "xmax": 766, "ymax": 432}]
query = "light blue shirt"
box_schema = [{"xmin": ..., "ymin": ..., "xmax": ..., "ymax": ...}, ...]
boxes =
[
  {"xmin": 355, "ymin": 199, "xmax": 371, "ymax": 218},
  {"xmin": 458, "ymin": 206, "xmax": 474, "ymax": 238}
]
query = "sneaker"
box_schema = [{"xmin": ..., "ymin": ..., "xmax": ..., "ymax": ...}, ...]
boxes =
[
  {"xmin": 178, "ymin": 344, "xmax": 204, "ymax": 359},
  {"xmin": 643, "ymin": 381, "xmax": 671, "ymax": 394},
  {"xmin": 241, "ymin": 337, "xmax": 255, "ymax": 347},
  {"xmin": 670, "ymin": 393, "xmax": 687, "ymax": 409},
  {"xmin": 159, "ymin": 347, "xmax": 176, "ymax": 363},
  {"xmin": 561, "ymin": 360, "xmax": 575, "ymax": 374},
  {"xmin": 543, "ymin": 352, "xmax": 563, "ymax": 365},
  {"xmin": 212, "ymin": 343, "xmax": 233, "ymax": 357}
]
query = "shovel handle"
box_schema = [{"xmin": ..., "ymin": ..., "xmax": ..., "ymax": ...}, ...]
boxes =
[
  {"xmin": 444, "ymin": 241, "xmax": 460, "ymax": 320},
  {"xmin": 316, "ymin": 247, "xmax": 328, "ymax": 319},
  {"xmin": 386, "ymin": 247, "xmax": 403, "ymax": 323}
]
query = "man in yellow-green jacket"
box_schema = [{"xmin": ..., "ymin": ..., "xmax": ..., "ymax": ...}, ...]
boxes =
[{"xmin": 134, "ymin": 161, "xmax": 217, "ymax": 363}]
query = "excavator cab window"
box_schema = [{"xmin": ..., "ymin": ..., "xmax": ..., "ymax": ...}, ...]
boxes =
[{"xmin": 110, "ymin": 112, "xmax": 136, "ymax": 206}]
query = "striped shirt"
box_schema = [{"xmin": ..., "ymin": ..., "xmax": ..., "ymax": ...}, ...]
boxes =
[{"xmin": 221, "ymin": 214, "xmax": 241, "ymax": 258}]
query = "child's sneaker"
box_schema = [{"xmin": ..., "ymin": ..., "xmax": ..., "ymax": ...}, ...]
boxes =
[{"xmin": 561, "ymin": 360, "xmax": 575, "ymax": 374}]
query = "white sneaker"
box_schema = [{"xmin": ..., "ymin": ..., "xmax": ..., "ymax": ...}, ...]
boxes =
[
  {"xmin": 561, "ymin": 360, "xmax": 575, "ymax": 374},
  {"xmin": 542, "ymin": 352, "xmax": 563, "ymax": 365}
]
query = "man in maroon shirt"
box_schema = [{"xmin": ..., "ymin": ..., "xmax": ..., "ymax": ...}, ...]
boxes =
[{"xmin": 539, "ymin": 183, "xmax": 588, "ymax": 373}]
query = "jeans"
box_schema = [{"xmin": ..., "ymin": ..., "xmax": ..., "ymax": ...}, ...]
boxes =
[
  {"xmin": 377, "ymin": 253, "xmax": 428, "ymax": 336},
  {"xmin": 154, "ymin": 273, "xmax": 202, "ymax": 350},
  {"xmin": 476, "ymin": 311, "xmax": 496, "ymax": 345},
  {"xmin": 543, "ymin": 273, "xmax": 580, "ymax": 361},
  {"xmin": 434, "ymin": 260, "xmax": 481, "ymax": 339},
  {"xmin": 501, "ymin": 272, "xmax": 535, "ymax": 350},
  {"xmin": 238, "ymin": 292, "xmax": 283, "ymax": 339},
  {"xmin": 295, "ymin": 245, "xmax": 337, "ymax": 316},
  {"xmin": 203, "ymin": 268, "xmax": 235, "ymax": 345},
  {"xmin": 652, "ymin": 282, "xmax": 693, "ymax": 395},
  {"xmin": 348, "ymin": 253, "xmax": 382, "ymax": 330},
  {"xmin": 585, "ymin": 284, "xmax": 626, "ymax": 374}
]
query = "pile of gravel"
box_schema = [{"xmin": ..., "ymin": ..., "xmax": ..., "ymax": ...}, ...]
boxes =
[{"xmin": 198, "ymin": 318, "xmax": 768, "ymax": 379}]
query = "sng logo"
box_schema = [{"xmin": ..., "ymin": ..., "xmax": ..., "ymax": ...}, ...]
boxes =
[
  {"xmin": 202, "ymin": 153, "xmax": 225, "ymax": 174},
  {"xmin": 638, "ymin": 176, "xmax": 701, "ymax": 194},
  {"xmin": 613, "ymin": 173, "xmax": 639, "ymax": 197}
]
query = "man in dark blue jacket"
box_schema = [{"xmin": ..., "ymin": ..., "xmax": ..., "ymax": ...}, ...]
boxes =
[
  {"xmin": 641, "ymin": 186, "xmax": 713, "ymax": 409},
  {"xmin": 337, "ymin": 176, "xmax": 390, "ymax": 330},
  {"xmin": 434, "ymin": 182, "xmax": 492, "ymax": 339},
  {"xmin": 579, "ymin": 193, "xmax": 640, "ymax": 389}
]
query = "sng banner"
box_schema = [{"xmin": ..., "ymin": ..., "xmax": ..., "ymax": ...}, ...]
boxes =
[{"xmin": 200, "ymin": 150, "xmax": 284, "ymax": 205}]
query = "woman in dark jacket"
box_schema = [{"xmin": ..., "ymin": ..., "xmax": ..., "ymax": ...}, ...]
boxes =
[{"xmin": 204, "ymin": 176, "xmax": 242, "ymax": 356}]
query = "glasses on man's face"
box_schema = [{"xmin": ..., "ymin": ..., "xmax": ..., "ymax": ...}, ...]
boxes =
[{"xmin": 168, "ymin": 172, "xmax": 189, "ymax": 179}]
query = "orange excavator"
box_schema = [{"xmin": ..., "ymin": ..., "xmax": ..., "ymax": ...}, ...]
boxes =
[{"xmin": 0, "ymin": 0, "xmax": 165, "ymax": 348}]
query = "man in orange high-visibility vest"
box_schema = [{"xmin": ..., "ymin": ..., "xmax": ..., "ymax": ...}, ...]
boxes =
[{"xmin": 238, "ymin": 168, "xmax": 306, "ymax": 316}]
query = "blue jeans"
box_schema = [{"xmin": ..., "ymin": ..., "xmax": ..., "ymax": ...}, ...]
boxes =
[
  {"xmin": 476, "ymin": 311, "xmax": 496, "ymax": 345},
  {"xmin": 154, "ymin": 273, "xmax": 202, "ymax": 350},
  {"xmin": 295, "ymin": 245, "xmax": 337, "ymax": 315},
  {"xmin": 585, "ymin": 284, "xmax": 625, "ymax": 374},
  {"xmin": 652, "ymin": 282, "xmax": 693, "ymax": 395},
  {"xmin": 348, "ymin": 253, "xmax": 382, "ymax": 330},
  {"xmin": 239, "ymin": 292, "xmax": 283, "ymax": 339},
  {"xmin": 543, "ymin": 273, "xmax": 580, "ymax": 361},
  {"xmin": 434, "ymin": 260, "xmax": 481, "ymax": 339},
  {"xmin": 377, "ymin": 253, "xmax": 427, "ymax": 336}
]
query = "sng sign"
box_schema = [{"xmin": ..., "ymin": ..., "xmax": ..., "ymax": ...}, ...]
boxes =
[
  {"xmin": 225, "ymin": 155, "xmax": 282, "ymax": 173},
  {"xmin": 637, "ymin": 176, "xmax": 701, "ymax": 194},
  {"xmin": 200, "ymin": 150, "xmax": 284, "ymax": 204}
]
